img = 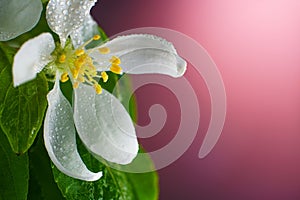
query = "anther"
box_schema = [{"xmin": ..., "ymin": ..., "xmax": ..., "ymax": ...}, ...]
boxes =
[
  {"xmin": 93, "ymin": 35, "xmax": 101, "ymax": 40},
  {"xmin": 98, "ymin": 47, "xmax": 110, "ymax": 54},
  {"xmin": 60, "ymin": 72, "xmax": 69, "ymax": 82},
  {"xmin": 93, "ymin": 83, "xmax": 102, "ymax": 94},
  {"xmin": 71, "ymin": 68, "xmax": 79, "ymax": 79},
  {"xmin": 59, "ymin": 54, "xmax": 66, "ymax": 63},
  {"xmin": 110, "ymin": 64, "xmax": 122, "ymax": 74},
  {"xmin": 75, "ymin": 49, "xmax": 85, "ymax": 56},
  {"xmin": 101, "ymin": 71, "xmax": 108, "ymax": 82}
]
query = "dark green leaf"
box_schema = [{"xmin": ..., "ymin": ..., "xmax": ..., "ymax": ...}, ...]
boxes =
[
  {"xmin": 0, "ymin": 43, "xmax": 48, "ymax": 154},
  {"xmin": 0, "ymin": 129, "xmax": 29, "ymax": 200},
  {"xmin": 28, "ymin": 132, "xmax": 65, "ymax": 200}
]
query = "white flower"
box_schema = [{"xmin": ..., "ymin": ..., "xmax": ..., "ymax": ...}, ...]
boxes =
[{"xmin": 12, "ymin": 0, "xmax": 187, "ymax": 181}]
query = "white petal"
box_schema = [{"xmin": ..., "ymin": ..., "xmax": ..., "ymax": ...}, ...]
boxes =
[
  {"xmin": 73, "ymin": 84, "xmax": 138, "ymax": 165},
  {"xmin": 90, "ymin": 34, "xmax": 177, "ymax": 69},
  {"xmin": 46, "ymin": 0, "xmax": 97, "ymax": 46},
  {"xmin": 70, "ymin": 15, "xmax": 99, "ymax": 48},
  {"xmin": 94, "ymin": 34, "xmax": 177, "ymax": 55},
  {"xmin": 0, "ymin": 0, "xmax": 42, "ymax": 41},
  {"xmin": 119, "ymin": 48, "xmax": 187, "ymax": 77},
  {"xmin": 13, "ymin": 33, "xmax": 55, "ymax": 87},
  {"xmin": 90, "ymin": 34, "xmax": 187, "ymax": 77},
  {"xmin": 44, "ymin": 79, "xmax": 102, "ymax": 181}
]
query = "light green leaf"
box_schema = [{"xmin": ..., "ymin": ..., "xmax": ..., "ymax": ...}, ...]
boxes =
[
  {"xmin": 0, "ymin": 129, "xmax": 29, "ymax": 200},
  {"xmin": 0, "ymin": 43, "xmax": 48, "ymax": 154},
  {"xmin": 120, "ymin": 148, "xmax": 159, "ymax": 200},
  {"xmin": 0, "ymin": 0, "xmax": 42, "ymax": 41}
]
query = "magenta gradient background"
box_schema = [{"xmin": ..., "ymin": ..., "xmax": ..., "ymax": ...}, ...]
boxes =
[{"xmin": 92, "ymin": 0, "xmax": 300, "ymax": 199}]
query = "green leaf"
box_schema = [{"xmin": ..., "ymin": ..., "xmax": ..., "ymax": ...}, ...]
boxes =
[
  {"xmin": 120, "ymin": 148, "xmax": 159, "ymax": 200},
  {"xmin": 0, "ymin": 43, "xmax": 48, "ymax": 154},
  {"xmin": 0, "ymin": 128, "xmax": 29, "ymax": 200},
  {"xmin": 52, "ymin": 138, "xmax": 158, "ymax": 200},
  {"xmin": 52, "ymin": 139, "xmax": 134, "ymax": 200},
  {"xmin": 27, "ymin": 132, "xmax": 65, "ymax": 200},
  {"xmin": 126, "ymin": 172, "xmax": 159, "ymax": 200},
  {"xmin": 0, "ymin": 0, "xmax": 43, "ymax": 41}
]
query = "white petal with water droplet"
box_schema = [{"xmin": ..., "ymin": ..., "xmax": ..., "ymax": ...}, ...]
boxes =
[
  {"xmin": 119, "ymin": 48, "xmax": 187, "ymax": 77},
  {"xmin": 73, "ymin": 84, "xmax": 138, "ymax": 165},
  {"xmin": 93, "ymin": 34, "xmax": 177, "ymax": 56},
  {"xmin": 46, "ymin": 0, "xmax": 97, "ymax": 46},
  {"xmin": 44, "ymin": 79, "xmax": 102, "ymax": 181},
  {"xmin": 90, "ymin": 34, "xmax": 186, "ymax": 77},
  {"xmin": 13, "ymin": 33, "xmax": 55, "ymax": 87},
  {"xmin": 70, "ymin": 15, "xmax": 99, "ymax": 48}
]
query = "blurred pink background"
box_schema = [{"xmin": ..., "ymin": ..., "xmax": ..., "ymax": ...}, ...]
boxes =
[{"xmin": 92, "ymin": 0, "xmax": 300, "ymax": 199}]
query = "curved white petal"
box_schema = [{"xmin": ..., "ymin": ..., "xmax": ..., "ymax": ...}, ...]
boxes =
[
  {"xmin": 0, "ymin": 0, "xmax": 42, "ymax": 41},
  {"xmin": 13, "ymin": 33, "xmax": 55, "ymax": 87},
  {"xmin": 46, "ymin": 0, "xmax": 97, "ymax": 46},
  {"xmin": 73, "ymin": 84, "xmax": 138, "ymax": 165},
  {"xmin": 70, "ymin": 15, "xmax": 99, "ymax": 48},
  {"xmin": 90, "ymin": 34, "xmax": 177, "ymax": 69},
  {"xmin": 44, "ymin": 79, "xmax": 102, "ymax": 181},
  {"xmin": 90, "ymin": 34, "xmax": 187, "ymax": 77},
  {"xmin": 119, "ymin": 48, "xmax": 187, "ymax": 77},
  {"xmin": 93, "ymin": 34, "xmax": 177, "ymax": 56}
]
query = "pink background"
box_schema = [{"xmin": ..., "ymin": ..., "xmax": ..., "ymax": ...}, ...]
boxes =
[{"xmin": 92, "ymin": 0, "xmax": 300, "ymax": 199}]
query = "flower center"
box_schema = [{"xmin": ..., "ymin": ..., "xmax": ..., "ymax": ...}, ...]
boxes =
[{"xmin": 53, "ymin": 35, "xmax": 123, "ymax": 94}]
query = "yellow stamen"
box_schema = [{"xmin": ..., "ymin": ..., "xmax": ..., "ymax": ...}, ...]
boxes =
[
  {"xmin": 93, "ymin": 35, "xmax": 101, "ymax": 40},
  {"xmin": 54, "ymin": 34, "xmax": 119, "ymax": 95},
  {"xmin": 60, "ymin": 72, "xmax": 69, "ymax": 82},
  {"xmin": 93, "ymin": 83, "xmax": 102, "ymax": 94},
  {"xmin": 98, "ymin": 47, "xmax": 110, "ymax": 54},
  {"xmin": 101, "ymin": 71, "xmax": 108, "ymax": 82},
  {"xmin": 59, "ymin": 54, "xmax": 66, "ymax": 63},
  {"xmin": 71, "ymin": 68, "xmax": 79, "ymax": 79},
  {"xmin": 110, "ymin": 56, "xmax": 121, "ymax": 65},
  {"xmin": 75, "ymin": 49, "xmax": 85, "ymax": 56},
  {"xmin": 73, "ymin": 82, "xmax": 79, "ymax": 89},
  {"xmin": 110, "ymin": 64, "xmax": 122, "ymax": 74}
]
